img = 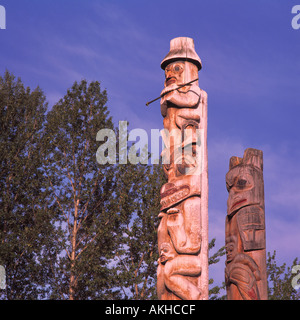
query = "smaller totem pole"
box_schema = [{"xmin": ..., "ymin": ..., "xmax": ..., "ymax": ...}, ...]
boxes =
[{"xmin": 225, "ymin": 148, "xmax": 268, "ymax": 300}]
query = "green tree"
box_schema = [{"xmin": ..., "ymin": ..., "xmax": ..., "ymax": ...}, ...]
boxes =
[
  {"xmin": 115, "ymin": 164, "xmax": 166, "ymax": 300},
  {"xmin": 0, "ymin": 71, "xmax": 55, "ymax": 299},
  {"xmin": 43, "ymin": 79, "xmax": 133, "ymax": 299},
  {"xmin": 267, "ymin": 251, "xmax": 300, "ymax": 300}
]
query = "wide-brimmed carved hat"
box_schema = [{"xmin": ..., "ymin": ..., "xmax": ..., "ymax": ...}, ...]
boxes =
[{"xmin": 161, "ymin": 37, "xmax": 202, "ymax": 70}]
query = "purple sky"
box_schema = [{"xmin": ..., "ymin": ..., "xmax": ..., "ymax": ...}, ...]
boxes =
[{"xmin": 1, "ymin": 0, "xmax": 300, "ymax": 290}]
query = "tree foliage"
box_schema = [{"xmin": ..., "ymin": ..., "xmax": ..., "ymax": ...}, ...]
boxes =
[
  {"xmin": 209, "ymin": 238, "xmax": 226, "ymax": 300},
  {"xmin": 43, "ymin": 79, "xmax": 124, "ymax": 299},
  {"xmin": 0, "ymin": 71, "xmax": 55, "ymax": 299},
  {"xmin": 115, "ymin": 164, "xmax": 166, "ymax": 300},
  {"xmin": 267, "ymin": 251, "xmax": 300, "ymax": 300}
]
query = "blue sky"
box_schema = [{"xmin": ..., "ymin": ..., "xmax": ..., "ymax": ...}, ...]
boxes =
[{"xmin": 1, "ymin": 0, "xmax": 300, "ymax": 290}]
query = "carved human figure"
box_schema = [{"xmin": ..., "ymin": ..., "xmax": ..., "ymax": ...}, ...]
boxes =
[
  {"xmin": 157, "ymin": 199, "xmax": 201, "ymax": 300},
  {"xmin": 157, "ymin": 37, "xmax": 209, "ymax": 300},
  {"xmin": 225, "ymin": 235, "xmax": 261, "ymax": 300},
  {"xmin": 225, "ymin": 148, "xmax": 267, "ymax": 300}
]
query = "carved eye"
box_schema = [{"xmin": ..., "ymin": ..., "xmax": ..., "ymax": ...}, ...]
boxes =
[
  {"xmin": 174, "ymin": 65, "xmax": 180, "ymax": 72},
  {"xmin": 236, "ymin": 179, "xmax": 248, "ymax": 190}
]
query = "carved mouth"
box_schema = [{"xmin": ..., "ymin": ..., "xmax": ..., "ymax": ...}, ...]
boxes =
[
  {"xmin": 166, "ymin": 77, "xmax": 176, "ymax": 86},
  {"xmin": 167, "ymin": 208, "xmax": 180, "ymax": 214},
  {"xmin": 231, "ymin": 199, "xmax": 247, "ymax": 211},
  {"xmin": 227, "ymin": 254, "xmax": 233, "ymax": 261},
  {"xmin": 160, "ymin": 254, "xmax": 168, "ymax": 264}
]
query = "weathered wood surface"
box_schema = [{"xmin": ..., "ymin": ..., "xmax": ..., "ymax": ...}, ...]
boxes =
[
  {"xmin": 225, "ymin": 148, "xmax": 268, "ymax": 300},
  {"xmin": 157, "ymin": 37, "xmax": 208, "ymax": 300}
]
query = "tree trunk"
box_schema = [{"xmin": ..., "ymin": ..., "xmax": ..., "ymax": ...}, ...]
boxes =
[{"xmin": 69, "ymin": 199, "xmax": 79, "ymax": 300}]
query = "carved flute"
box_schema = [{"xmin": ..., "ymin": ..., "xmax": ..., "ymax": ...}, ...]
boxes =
[{"xmin": 146, "ymin": 78, "xmax": 199, "ymax": 106}]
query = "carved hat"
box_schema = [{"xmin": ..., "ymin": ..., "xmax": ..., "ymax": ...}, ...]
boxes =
[{"xmin": 161, "ymin": 37, "xmax": 202, "ymax": 70}]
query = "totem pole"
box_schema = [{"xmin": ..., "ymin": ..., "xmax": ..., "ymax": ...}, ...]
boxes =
[
  {"xmin": 155, "ymin": 37, "xmax": 209, "ymax": 300},
  {"xmin": 225, "ymin": 148, "xmax": 268, "ymax": 300}
]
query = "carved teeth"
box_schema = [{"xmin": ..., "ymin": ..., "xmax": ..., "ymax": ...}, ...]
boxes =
[{"xmin": 167, "ymin": 208, "xmax": 180, "ymax": 214}]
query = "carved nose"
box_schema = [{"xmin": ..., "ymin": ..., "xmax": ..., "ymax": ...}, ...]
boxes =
[{"xmin": 165, "ymin": 70, "xmax": 174, "ymax": 79}]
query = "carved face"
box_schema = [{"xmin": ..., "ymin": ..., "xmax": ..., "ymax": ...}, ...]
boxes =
[
  {"xmin": 159, "ymin": 242, "xmax": 176, "ymax": 264},
  {"xmin": 226, "ymin": 165, "xmax": 263, "ymax": 216},
  {"xmin": 225, "ymin": 236, "xmax": 238, "ymax": 263},
  {"xmin": 164, "ymin": 60, "xmax": 198, "ymax": 88},
  {"xmin": 164, "ymin": 61, "xmax": 185, "ymax": 87}
]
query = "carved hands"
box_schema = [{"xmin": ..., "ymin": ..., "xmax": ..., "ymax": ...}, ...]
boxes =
[{"xmin": 161, "ymin": 85, "xmax": 201, "ymax": 117}]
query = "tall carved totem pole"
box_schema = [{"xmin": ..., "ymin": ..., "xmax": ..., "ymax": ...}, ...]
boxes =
[
  {"xmin": 156, "ymin": 37, "xmax": 209, "ymax": 300},
  {"xmin": 225, "ymin": 148, "xmax": 268, "ymax": 300}
]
